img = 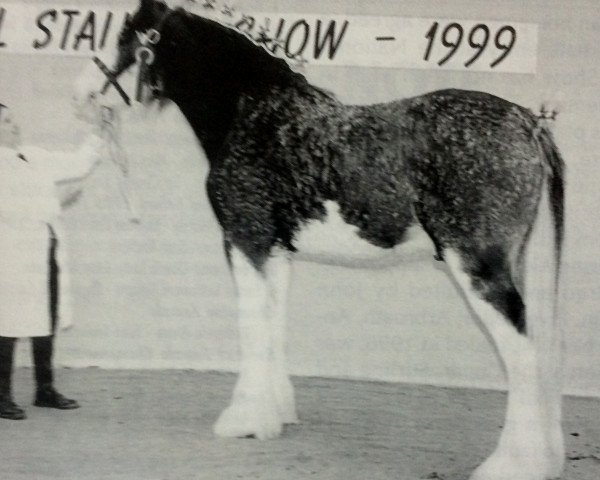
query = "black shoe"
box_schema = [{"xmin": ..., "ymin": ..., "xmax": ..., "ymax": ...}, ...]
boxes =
[
  {"xmin": 0, "ymin": 395, "xmax": 26, "ymax": 420},
  {"xmin": 34, "ymin": 386, "xmax": 80, "ymax": 410}
]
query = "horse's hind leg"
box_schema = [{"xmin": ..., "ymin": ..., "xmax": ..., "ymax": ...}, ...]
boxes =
[
  {"xmin": 445, "ymin": 245, "xmax": 563, "ymax": 480},
  {"xmin": 213, "ymin": 246, "xmax": 285, "ymax": 440}
]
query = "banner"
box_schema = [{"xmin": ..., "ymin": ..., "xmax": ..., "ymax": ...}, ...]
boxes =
[{"xmin": 0, "ymin": 2, "xmax": 537, "ymax": 73}]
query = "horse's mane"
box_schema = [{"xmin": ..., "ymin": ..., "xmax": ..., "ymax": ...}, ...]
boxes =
[{"xmin": 167, "ymin": 8, "xmax": 313, "ymax": 91}]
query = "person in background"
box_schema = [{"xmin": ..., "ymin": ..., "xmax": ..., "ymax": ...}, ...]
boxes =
[{"xmin": 0, "ymin": 102, "xmax": 107, "ymax": 420}]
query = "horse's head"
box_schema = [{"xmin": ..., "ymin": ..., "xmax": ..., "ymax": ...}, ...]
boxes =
[
  {"xmin": 73, "ymin": 0, "xmax": 171, "ymax": 116},
  {"xmin": 111, "ymin": 0, "xmax": 171, "ymax": 80}
]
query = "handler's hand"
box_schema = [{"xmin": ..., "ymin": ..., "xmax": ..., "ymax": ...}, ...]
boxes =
[{"xmin": 99, "ymin": 106, "xmax": 121, "ymax": 139}]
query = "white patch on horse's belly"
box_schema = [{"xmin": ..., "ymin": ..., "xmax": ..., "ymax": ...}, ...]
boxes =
[{"xmin": 292, "ymin": 201, "xmax": 435, "ymax": 268}]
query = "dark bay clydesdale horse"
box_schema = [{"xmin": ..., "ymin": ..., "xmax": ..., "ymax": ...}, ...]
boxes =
[{"xmin": 79, "ymin": 1, "xmax": 566, "ymax": 478}]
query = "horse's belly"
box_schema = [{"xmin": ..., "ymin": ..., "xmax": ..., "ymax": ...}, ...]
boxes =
[{"xmin": 292, "ymin": 201, "xmax": 435, "ymax": 268}]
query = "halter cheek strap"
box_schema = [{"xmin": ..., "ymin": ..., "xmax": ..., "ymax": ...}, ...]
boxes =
[
  {"xmin": 134, "ymin": 29, "xmax": 161, "ymax": 102},
  {"xmin": 132, "ymin": 5, "xmax": 176, "ymax": 102}
]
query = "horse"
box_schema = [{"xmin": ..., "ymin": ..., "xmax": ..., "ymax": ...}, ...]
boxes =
[{"xmin": 75, "ymin": 1, "xmax": 566, "ymax": 479}]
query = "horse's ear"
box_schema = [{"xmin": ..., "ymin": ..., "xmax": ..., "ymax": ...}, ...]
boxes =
[{"xmin": 171, "ymin": 0, "xmax": 190, "ymax": 9}]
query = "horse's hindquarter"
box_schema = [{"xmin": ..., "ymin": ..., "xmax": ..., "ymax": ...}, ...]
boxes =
[{"xmin": 399, "ymin": 89, "xmax": 546, "ymax": 253}]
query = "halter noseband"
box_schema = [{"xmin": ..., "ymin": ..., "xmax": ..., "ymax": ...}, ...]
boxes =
[{"xmin": 94, "ymin": 56, "xmax": 131, "ymax": 106}]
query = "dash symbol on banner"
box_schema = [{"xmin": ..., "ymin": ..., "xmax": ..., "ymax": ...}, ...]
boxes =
[{"xmin": 375, "ymin": 36, "xmax": 396, "ymax": 41}]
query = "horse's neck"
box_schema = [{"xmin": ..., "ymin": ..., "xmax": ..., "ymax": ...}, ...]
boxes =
[
  {"xmin": 176, "ymin": 95, "xmax": 241, "ymax": 162},
  {"xmin": 160, "ymin": 55, "xmax": 239, "ymax": 159},
  {"xmin": 165, "ymin": 64, "xmax": 283, "ymax": 162},
  {"xmin": 159, "ymin": 16, "xmax": 298, "ymax": 162}
]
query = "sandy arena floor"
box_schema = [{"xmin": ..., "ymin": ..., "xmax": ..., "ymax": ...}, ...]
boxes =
[{"xmin": 2, "ymin": 369, "xmax": 599, "ymax": 480}]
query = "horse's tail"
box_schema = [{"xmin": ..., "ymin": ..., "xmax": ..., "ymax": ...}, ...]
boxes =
[
  {"xmin": 525, "ymin": 123, "xmax": 566, "ymax": 462},
  {"xmin": 538, "ymin": 125, "xmax": 565, "ymax": 269}
]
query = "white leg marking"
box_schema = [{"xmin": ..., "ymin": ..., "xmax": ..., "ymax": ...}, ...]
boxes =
[
  {"xmin": 213, "ymin": 247, "xmax": 282, "ymax": 440},
  {"xmin": 445, "ymin": 250, "xmax": 562, "ymax": 480},
  {"xmin": 265, "ymin": 251, "xmax": 298, "ymax": 425},
  {"xmin": 523, "ymin": 182, "xmax": 565, "ymax": 476}
]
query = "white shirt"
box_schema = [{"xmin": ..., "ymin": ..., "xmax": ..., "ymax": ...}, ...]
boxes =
[{"xmin": 0, "ymin": 137, "xmax": 102, "ymax": 337}]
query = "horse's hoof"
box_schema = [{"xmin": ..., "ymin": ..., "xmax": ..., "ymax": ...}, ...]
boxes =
[
  {"xmin": 469, "ymin": 448, "xmax": 564, "ymax": 480},
  {"xmin": 274, "ymin": 378, "xmax": 299, "ymax": 425},
  {"xmin": 213, "ymin": 400, "xmax": 282, "ymax": 440},
  {"xmin": 280, "ymin": 410, "xmax": 299, "ymax": 425}
]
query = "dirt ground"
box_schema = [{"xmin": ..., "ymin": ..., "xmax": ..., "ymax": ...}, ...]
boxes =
[{"xmin": 2, "ymin": 369, "xmax": 598, "ymax": 480}]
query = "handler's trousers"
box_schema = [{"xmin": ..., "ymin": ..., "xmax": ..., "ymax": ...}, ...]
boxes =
[
  {"xmin": 0, "ymin": 229, "xmax": 59, "ymax": 397},
  {"xmin": 0, "ymin": 336, "xmax": 55, "ymax": 397}
]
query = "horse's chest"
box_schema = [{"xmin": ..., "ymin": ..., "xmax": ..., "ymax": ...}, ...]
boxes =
[{"xmin": 293, "ymin": 201, "xmax": 435, "ymax": 268}]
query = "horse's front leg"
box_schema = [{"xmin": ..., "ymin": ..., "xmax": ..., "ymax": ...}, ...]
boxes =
[
  {"xmin": 265, "ymin": 250, "xmax": 298, "ymax": 425},
  {"xmin": 213, "ymin": 246, "xmax": 287, "ymax": 440}
]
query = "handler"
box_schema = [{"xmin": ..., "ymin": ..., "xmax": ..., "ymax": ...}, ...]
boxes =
[{"xmin": 0, "ymin": 102, "xmax": 106, "ymax": 420}]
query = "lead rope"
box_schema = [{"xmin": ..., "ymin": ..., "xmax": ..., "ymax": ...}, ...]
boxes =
[{"xmin": 99, "ymin": 106, "xmax": 141, "ymax": 223}]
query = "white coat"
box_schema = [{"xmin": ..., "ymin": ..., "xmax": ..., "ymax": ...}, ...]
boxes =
[{"xmin": 0, "ymin": 137, "xmax": 102, "ymax": 337}]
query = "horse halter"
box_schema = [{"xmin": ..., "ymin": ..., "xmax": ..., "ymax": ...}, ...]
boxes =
[
  {"xmin": 92, "ymin": 6, "xmax": 174, "ymax": 106},
  {"xmin": 93, "ymin": 56, "xmax": 131, "ymax": 106},
  {"xmin": 134, "ymin": 28, "xmax": 162, "ymax": 102},
  {"xmin": 131, "ymin": 6, "xmax": 174, "ymax": 102}
]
